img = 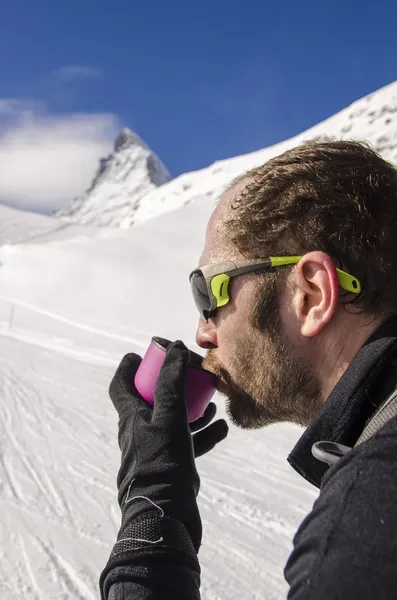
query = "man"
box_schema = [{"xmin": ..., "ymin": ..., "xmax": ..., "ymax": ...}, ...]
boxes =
[{"xmin": 100, "ymin": 140, "xmax": 397, "ymax": 599}]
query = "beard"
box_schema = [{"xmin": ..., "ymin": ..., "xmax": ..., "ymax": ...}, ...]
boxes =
[{"xmin": 202, "ymin": 318, "xmax": 322, "ymax": 430}]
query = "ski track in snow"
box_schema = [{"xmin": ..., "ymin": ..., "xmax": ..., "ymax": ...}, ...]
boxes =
[
  {"xmin": 0, "ymin": 331, "xmax": 316, "ymax": 599},
  {"xmin": 0, "ymin": 335, "xmax": 117, "ymax": 599},
  {"xmin": 0, "ymin": 295, "xmax": 148, "ymax": 348}
]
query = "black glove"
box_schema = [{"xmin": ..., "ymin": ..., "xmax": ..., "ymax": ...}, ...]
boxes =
[
  {"xmin": 100, "ymin": 341, "xmax": 228, "ymax": 595},
  {"xmin": 190, "ymin": 400, "xmax": 229, "ymax": 457}
]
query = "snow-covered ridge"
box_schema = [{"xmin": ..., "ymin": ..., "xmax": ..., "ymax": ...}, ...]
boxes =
[
  {"xmin": 57, "ymin": 128, "xmax": 171, "ymax": 227},
  {"xmin": 136, "ymin": 80, "xmax": 397, "ymax": 225},
  {"xmin": 58, "ymin": 80, "xmax": 397, "ymax": 229}
]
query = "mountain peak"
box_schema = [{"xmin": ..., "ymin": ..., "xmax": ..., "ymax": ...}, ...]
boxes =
[
  {"xmin": 114, "ymin": 128, "xmax": 147, "ymax": 153},
  {"xmin": 57, "ymin": 128, "xmax": 171, "ymax": 227}
]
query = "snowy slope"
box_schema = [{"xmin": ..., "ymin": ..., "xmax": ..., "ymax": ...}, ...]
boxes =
[
  {"xmin": 60, "ymin": 80, "xmax": 397, "ymax": 228},
  {"xmin": 0, "ymin": 204, "xmax": 100, "ymax": 247},
  {"xmin": 0, "ymin": 204, "xmax": 65, "ymax": 245},
  {"xmin": 57, "ymin": 128, "xmax": 171, "ymax": 228},
  {"xmin": 0, "ymin": 199, "xmax": 317, "ymax": 600}
]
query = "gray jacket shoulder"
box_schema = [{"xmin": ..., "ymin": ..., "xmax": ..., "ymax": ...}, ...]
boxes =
[{"xmin": 285, "ymin": 417, "xmax": 397, "ymax": 600}]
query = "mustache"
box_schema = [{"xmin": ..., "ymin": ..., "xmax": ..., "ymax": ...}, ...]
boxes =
[
  {"xmin": 203, "ymin": 350, "xmax": 241, "ymax": 392},
  {"xmin": 203, "ymin": 350, "xmax": 223, "ymax": 377}
]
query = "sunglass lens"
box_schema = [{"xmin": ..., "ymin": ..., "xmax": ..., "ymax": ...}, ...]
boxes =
[{"xmin": 190, "ymin": 271, "xmax": 211, "ymax": 318}]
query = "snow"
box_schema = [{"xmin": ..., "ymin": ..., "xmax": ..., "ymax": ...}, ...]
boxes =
[
  {"xmin": 0, "ymin": 204, "xmax": 98, "ymax": 246},
  {"xmin": 0, "ymin": 198, "xmax": 317, "ymax": 600},
  {"xmin": 1, "ymin": 80, "xmax": 397, "ymax": 598},
  {"xmin": 59, "ymin": 80, "xmax": 397, "ymax": 229},
  {"xmin": 0, "ymin": 204, "xmax": 64, "ymax": 245},
  {"xmin": 57, "ymin": 128, "xmax": 171, "ymax": 228}
]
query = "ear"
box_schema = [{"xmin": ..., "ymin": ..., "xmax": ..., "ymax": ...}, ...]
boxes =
[{"xmin": 292, "ymin": 252, "xmax": 340, "ymax": 337}]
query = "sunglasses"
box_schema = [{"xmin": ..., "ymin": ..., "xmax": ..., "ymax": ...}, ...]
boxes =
[{"xmin": 189, "ymin": 255, "xmax": 361, "ymax": 320}]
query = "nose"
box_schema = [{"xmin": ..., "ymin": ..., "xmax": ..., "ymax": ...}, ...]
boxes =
[{"xmin": 195, "ymin": 316, "xmax": 218, "ymax": 349}]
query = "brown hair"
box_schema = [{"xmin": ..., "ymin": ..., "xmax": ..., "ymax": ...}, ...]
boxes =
[{"xmin": 224, "ymin": 139, "xmax": 397, "ymax": 320}]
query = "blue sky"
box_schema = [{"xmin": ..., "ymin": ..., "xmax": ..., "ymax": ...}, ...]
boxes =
[{"xmin": 0, "ymin": 0, "xmax": 396, "ymax": 212}]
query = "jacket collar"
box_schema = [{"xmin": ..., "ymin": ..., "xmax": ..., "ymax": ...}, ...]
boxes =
[{"xmin": 287, "ymin": 316, "xmax": 397, "ymax": 489}]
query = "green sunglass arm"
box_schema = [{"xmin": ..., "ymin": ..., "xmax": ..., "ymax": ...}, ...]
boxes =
[{"xmin": 269, "ymin": 256, "xmax": 361, "ymax": 294}]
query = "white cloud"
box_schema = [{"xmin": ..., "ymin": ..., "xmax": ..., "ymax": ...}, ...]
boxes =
[
  {"xmin": 0, "ymin": 99, "xmax": 119, "ymax": 213},
  {"xmin": 55, "ymin": 65, "xmax": 101, "ymax": 81},
  {"xmin": 0, "ymin": 98, "xmax": 41, "ymax": 118}
]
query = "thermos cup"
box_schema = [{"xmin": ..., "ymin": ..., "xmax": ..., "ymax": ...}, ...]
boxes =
[{"xmin": 134, "ymin": 336, "xmax": 217, "ymax": 422}]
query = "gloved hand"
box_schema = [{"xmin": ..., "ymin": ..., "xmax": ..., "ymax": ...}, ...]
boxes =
[
  {"xmin": 100, "ymin": 340, "xmax": 228, "ymax": 595},
  {"xmin": 190, "ymin": 401, "xmax": 229, "ymax": 458}
]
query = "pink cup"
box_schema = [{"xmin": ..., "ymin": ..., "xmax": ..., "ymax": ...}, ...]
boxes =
[{"xmin": 134, "ymin": 336, "xmax": 217, "ymax": 423}]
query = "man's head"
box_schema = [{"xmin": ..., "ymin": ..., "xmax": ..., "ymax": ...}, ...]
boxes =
[{"xmin": 194, "ymin": 140, "xmax": 397, "ymax": 429}]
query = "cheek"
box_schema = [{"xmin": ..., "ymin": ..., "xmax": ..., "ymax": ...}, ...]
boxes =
[
  {"xmin": 278, "ymin": 291, "xmax": 301, "ymax": 346},
  {"xmin": 215, "ymin": 309, "xmax": 251, "ymax": 365},
  {"xmin": 214, "ymin": 278, "xmax": 256, "ymax": 357}
]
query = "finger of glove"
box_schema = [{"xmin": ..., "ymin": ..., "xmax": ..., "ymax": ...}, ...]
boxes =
[
  {"xmin": 152, "ymin": 340, "xmax": 189, "ymax": 427},
  {"xmin": 189, "ymin": 402, "xmax": 217, "ymax": 433},
  {"xmin": 109, "ymin": 353, "xmax": 143, "ymax": 413},
  {"xmin": 193, "ymin": 419, "xmax": 229, "ymax": 458}
]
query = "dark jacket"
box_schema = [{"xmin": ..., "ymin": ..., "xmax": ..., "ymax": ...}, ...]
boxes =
[{"xmin": 103, "ymin": 317, "xmax": 397, "ymax": 600}]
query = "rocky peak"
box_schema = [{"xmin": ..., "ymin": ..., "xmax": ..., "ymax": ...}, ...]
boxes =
[{"xmin": 114, "ymin": 128, "xmax": 147, "ymax": 153}]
